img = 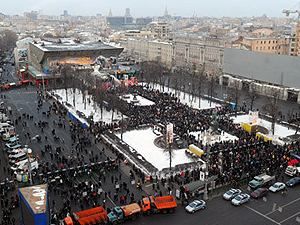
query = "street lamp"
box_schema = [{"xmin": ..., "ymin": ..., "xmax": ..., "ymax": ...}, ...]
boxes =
[
  {"xmin": 203, "ymin": 146, "xmax": 210, "ymax": 200},
  {"xmin": 24, "ymin": 148, "xmax": 33, "ymax": 185}
]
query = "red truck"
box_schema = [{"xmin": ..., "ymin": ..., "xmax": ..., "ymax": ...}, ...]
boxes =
[
  {"xmin": 141, "ymin": 195, "xmax": 177, "ymax": 214},
  {"xmin": 62, "ymin": 206, "xmax": 108, "ymax": 225}
]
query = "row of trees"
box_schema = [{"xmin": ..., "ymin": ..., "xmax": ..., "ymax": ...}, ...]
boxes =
[
  {"xmin": 139, "ymin": 61, "xmax": 287, "ymax": 136},
  {"xmin": 0, "ymin": 30, "xmax": 17, "ymax": 53}
]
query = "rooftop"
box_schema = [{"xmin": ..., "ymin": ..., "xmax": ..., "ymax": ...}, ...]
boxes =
[
  {"xmin": 19, "ymin": 184, "xmax": 48, "ymax": 214},
  {"xmin": 32, "ymin": 39, "xmax": 120, "ymax": 52}
]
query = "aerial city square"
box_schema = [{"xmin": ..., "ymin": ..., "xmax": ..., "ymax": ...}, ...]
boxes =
[{"xmin": 0, "ymin": 0, "xmax": 300, "ymax": 225}]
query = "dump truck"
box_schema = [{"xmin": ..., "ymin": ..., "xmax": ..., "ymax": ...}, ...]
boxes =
[
  {"xmin": 141, "ymin": 195, "xmax": 177, "ymax": 214},
  {"xmin": 248, "ymin": 173, "xmax": 275, "ymax": 189},
  {"xmin": 62, "ymin": 206, "xmax": 108, "ymax": 225},
  {"xmin": 107, "ymin": 203, "xmax": 141, "ymax": 224}
]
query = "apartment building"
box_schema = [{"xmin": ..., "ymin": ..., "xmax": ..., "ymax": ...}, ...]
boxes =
[
  {"xmin": 126, "ymin": 36, "xmax": 224, "ymax": 72},
  {"xmin": 127, "ymin": 38, "xmax": 173, "ymax": 67},
  {"xmin": 241, "ymin": 37, "xmax": 290, "ymax": 55},
  {"xmin": 290, "ymin": 23, "xmax": 300, "ymax": 56}
]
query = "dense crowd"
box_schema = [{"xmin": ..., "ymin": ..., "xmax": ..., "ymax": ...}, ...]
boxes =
[{"xmin": 1, "ymin": 83, "xmax": 300, "ymax": 225}]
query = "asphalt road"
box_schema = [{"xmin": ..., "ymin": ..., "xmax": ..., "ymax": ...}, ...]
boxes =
[{"xmin": 126, "ymin": 185, "xmax": 300, "ymax": 225}]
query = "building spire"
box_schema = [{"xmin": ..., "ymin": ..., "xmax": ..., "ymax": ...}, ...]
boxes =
[
  {"xmin": 164, "ymin": 6, "xmax": 169, "ymax": 17},
  {"xmin": 108, "ymin": 8, "xmax": 112, "ymax": 17}
]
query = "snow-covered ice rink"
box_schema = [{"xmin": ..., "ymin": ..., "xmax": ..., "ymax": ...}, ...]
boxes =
[
  {"xmin": 231, "ymin": 114, "xmax": 295, "ymax": 138},
  {"xmin": 116, "ymin": 127, "xmax": 195, "ymax": 171},
  {"xmin": 52, "ymin": 89, "xmax": 124, "ymax": 124}
]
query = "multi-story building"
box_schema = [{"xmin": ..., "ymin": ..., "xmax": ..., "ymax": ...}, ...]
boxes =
[
  {"xmin": 290, "ymin": 23, "xmax": 300, "ymax": 56},
  {"xmin": 127, "ymin": 39, "xmax": 173, "ymax": 67},
  {"xmin": 241, "ymin": 37, "xmax": 290, "ymax": 55},
  {"xmin": 174, "ymin": 36, "xmax": 224, "ymax": 72},
  {"xmin": 148, "ymin": 22, "xmax": 170, "ymax": 39},
  {"xmin": 126, "ymin": 36, "xmax": 224, "ymax": 73}
]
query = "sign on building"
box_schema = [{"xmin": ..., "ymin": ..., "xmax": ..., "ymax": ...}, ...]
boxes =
[{"xmin": 166, "ymin": 123, "xmax": 174, "ymax": 144}]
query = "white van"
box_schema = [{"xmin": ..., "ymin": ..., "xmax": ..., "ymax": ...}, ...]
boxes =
[
  {"xmin": 11, "ymin": 158, "xmax": 37, "ymax": 171},
  {"xmin": 9, "ymin": 152, "xmax": 27, "ymax": 165},
  {"xmin": 8, "ymin": 148, "xmax": 24, "ymax": 158},
  {"xmin": 17, "ymin": 160, "xmax": 38, "ymax": 172}
]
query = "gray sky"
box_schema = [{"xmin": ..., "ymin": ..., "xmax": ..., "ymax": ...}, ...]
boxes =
[{"xmin": 2, "ymin": 0, "xmax": 300, "ymax": 17}]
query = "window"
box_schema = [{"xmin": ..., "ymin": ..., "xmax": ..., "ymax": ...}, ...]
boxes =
[{"xmin": 269, "ymin": 41, "xmax": 271, "ymax": 44}]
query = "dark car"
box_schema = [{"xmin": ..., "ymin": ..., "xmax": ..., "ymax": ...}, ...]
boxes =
[
  {"xmin": 250, "ymin": 188, "xmax": 268, "ymax": 199},
  {"xmin": 286, "ymin": 177, "xmax": 300, "ymax": 187}
]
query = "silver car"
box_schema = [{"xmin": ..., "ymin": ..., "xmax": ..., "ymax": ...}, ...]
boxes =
[
  {"xmin": 231, "ymin": 194, "xmax": 250, "ymax": 206},
  {"xmin": 223, "ymin": 188, "xmax": 242, "ymax": 200},
  {"xmin": 185, "ymin": 200, "xmax": 206, "ymax": 213}
]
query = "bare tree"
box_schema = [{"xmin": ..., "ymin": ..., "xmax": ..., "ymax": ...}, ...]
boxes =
[
  {"xmin": 60, "ymin": 64, "xmax": 73, "ymax": 102},
  {"xmin": 229, "ymin": 80, "xmax": 241, "ymax": 117},
  {"xmin": 0, "ymin": 30, "xmax": 17, "ymax": 52},
  {"xmin": 263, "ymin": 90, "xmax": 280, "ymax": 135},
  {"xmin": 246, "ymin": 88, "xmax": 259, "ymax": 111}
]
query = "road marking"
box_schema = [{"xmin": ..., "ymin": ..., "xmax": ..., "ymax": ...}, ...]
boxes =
[
  {"xmin": 266, "ymin": 196, "xmax": 300, "ymax": 216},
  {"xmin": 244, "ymin": 205, "xmax": 281, "ymax": 225},
  {"xmin": 279, "ymin": 211, "xmax": 300, "ymax": 224}
]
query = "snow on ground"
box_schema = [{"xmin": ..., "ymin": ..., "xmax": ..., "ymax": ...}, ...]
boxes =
[
  {"xmin": 116, "ymin": 127, "xmax": 194, "ymax": 171},
  {"xmin": 120, "ymin": 94, "xmax": 155, "ymax": 106},
  {"xmin": 231, "ymin": 114, "xmax": 295, "ymax": 138},
  {"xmin": 142, "ymin": 83, "xmax": 220, "ymax": 110},
  {"xmin": 190, "ymin": 130, "xmax": 239, "ymax": 145},
  {"xmin": 52, "ymin": 89, "xmax": 124, "ymax": 124}
]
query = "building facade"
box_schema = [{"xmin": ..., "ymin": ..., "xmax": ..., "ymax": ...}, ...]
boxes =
[
  {"xmin": 126, "ymin": 37, "xmax": 224, "ymax": 73},
  {"xmin": 241, "ymin": 37, "xmax": 290, "ymax": 55}
]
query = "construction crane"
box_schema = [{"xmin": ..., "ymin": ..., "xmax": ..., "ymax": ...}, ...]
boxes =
[{"xmin": 282, "ymin": 9, "xmax": 300, "ymax": 19}]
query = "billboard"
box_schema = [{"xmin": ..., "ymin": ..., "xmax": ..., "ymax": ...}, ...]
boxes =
[
  {"xmin": 19, "ymin": 184, "xmax": 49, "ymax": 225},
  {"xmin": 166, "ymin": 123, "xmax": 174, "ymax": 144}
]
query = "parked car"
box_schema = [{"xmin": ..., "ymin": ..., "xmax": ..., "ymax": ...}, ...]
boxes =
[
  {"xmin": 250, "ymin": 188, "xmax": 268, "ymax": 199},
  {"xmin": 231, "ymin": 194, "xmax": 250, "ymax": 206},
  {"xmin": 185, "ymin": 200, "xmax": 206, "ymax": 213},
  {"xmin": 269, "ymin": 182, "xmax": 286, "ymax": 193},
  {"xmin": 223, "ymin": 188, "xmax": 242, "ymax": 200},
  {"xmin": 286, "ymin": 177, "xmax": 300, "ymax": 187}
]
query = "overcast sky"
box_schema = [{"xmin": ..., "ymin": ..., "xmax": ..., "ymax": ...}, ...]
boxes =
[{"xmin": 2, "ymin": 0, "xmax": 300, "ymax": 17}]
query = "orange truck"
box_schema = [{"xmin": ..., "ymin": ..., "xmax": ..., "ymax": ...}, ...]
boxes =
[
  {"xmin": 62, "ymin": 206, "xmax": 108, "ymax": 225},
  {"xmin": 141, "ymin": 195, "xmax": 177, "ymax": 214},
  {"xmin": 107, "ymin": 203, "xmax": 141, "ymax": 223}
]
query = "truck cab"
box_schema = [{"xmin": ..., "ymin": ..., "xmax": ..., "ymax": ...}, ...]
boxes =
[
  {"xmin": 285, "ymin": 165, "xmax": 300, "ymax": 177},
  {"xmin": 248, "ymin": 174, "xmax": 274, "ymax": 189},
  {"xmin": 108, "ymin": 207, "xmax": 124, "ymax": 223}
]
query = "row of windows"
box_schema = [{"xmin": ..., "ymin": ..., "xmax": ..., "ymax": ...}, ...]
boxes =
[
  {"xmin": 255, "ymin": 45, "xmax": 282, "ymax": 50},
  {"xmin": 257, "ymin": 40, "xmax": 278, "ymax": 44}
]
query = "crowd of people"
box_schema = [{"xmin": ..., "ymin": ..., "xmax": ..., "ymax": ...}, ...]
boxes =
[{"xmin": 1, "ymin": 81, "xmax": 300, "ymax": 225}]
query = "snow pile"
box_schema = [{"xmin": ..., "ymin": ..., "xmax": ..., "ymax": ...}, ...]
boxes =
[
  {"xmin": 190, "ymin": 130, "xmax": 239, "ymax": 145},
  {"xmin": 116, "ymin": 127, "xmax": 195, "ymax": 171},
  {"xmin": 120, "ymin": 94, "xmax": 155, "ymax": 106},
  {"xmin": 52, "ymin": 89, "xmax": 124, "ymax": 124},
  {"xmin": 143, "ymin": 83, "xmax": 220, "ymax": 110},
  {"xmin": 231, "ymin": 114, "xmax": 295, "ymax": 138}
]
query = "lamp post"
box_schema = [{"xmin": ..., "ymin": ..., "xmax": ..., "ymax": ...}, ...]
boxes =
[
  {"xmin": 25, "ymin": 148, "xmax": 33, "ymax": 185},
  {"xmin": 203, "ymin": 146, "xmax": 210, "ymax": 200}
]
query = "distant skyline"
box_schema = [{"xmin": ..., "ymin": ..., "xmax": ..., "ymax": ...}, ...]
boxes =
[{"xmin": 1, "ymin": 0, "xmax": 300, "ymax": 17}]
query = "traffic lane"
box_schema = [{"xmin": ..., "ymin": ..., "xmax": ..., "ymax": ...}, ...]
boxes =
[
  {"xmin": 126, "ymin": 196, "xmax": 277, "ymax": 225},
  {"xmin": 267, "ymin": 197, "xmax": 300, "ymax": 224},
  {"xmin": 244, "ymin": 185, "xmax": 300, "ymax": 215}
]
